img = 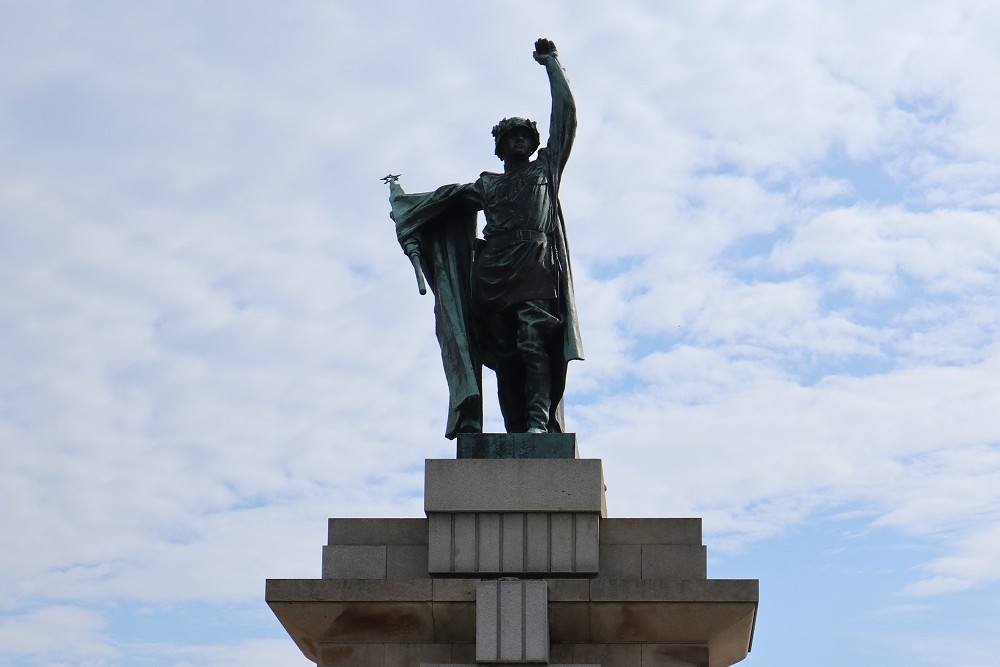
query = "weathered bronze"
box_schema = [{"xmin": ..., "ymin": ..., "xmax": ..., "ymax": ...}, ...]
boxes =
[{"xmin": 387, "ymin": 38, "xmax": 583, "ymax": 438}]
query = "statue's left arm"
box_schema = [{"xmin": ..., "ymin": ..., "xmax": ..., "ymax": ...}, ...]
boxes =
[{"xmin": 534, "ymin": 38, "xmax": 577, "ymax": 177}]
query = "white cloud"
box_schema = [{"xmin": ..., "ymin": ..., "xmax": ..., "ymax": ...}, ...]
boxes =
[{"xmin": 0, "ymin": 606, "xmax": 114, "ymax": 663}]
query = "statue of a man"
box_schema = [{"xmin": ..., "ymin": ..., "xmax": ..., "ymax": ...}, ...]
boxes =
[{"xmin": 387, "ymin": 38, "xmax": 583, "ymax": 438}]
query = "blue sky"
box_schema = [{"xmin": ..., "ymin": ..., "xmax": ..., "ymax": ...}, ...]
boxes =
[{"xmin": 2, "ymin": 1, "xmax": 999, "ymax": 666}]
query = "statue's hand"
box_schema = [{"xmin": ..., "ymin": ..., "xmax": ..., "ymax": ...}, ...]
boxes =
[{"xmin": 533, "ymin": 38, "xmax": 558, "ymax": 64}]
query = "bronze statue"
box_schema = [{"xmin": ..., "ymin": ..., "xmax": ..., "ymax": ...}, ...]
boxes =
[{"xmin": 387, "ymin": 38, "xmax": 583, "ymax": 438}]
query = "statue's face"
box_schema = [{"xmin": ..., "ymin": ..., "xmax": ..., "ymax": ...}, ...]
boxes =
[{"xmin": 502, "ymin": 128, "xmax": 536, "ymax": 161}]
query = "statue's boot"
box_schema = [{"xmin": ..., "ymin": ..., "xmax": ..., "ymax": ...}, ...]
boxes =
[
  {"xmin": 496, "ymin": 355, "xmax": 528, "ymax": 433},
  {"xmin": 524, "ymin": 358, "xmax": 551, "ymax": 433},
  {"xmin": 519, "ymin": 323, "xmax": 552, "ymax": 434}
]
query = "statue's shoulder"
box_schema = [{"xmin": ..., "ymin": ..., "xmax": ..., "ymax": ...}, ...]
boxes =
[{"xmin": 479, "ymin": 158, "xmax": 548, "ymax": 183}]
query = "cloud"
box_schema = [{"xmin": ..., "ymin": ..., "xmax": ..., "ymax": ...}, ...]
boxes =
[{"xmin": 0, "ymin": 606, "xmax": 114, "ymax": 663}]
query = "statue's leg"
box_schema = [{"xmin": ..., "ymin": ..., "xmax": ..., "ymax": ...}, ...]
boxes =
[
  {"xmin": 516, "ymin": 300, "xmax": 561, "ymax": 433},
  {"xmin": 546, "ymin": 331, "xmax": 568, "ymax": 433},
  {"xmin": 496, "ymin": 356, "xmax": 527, "ymax": 433},
  {"xmin": 481, "ymin": 307, "xmax": 527, "ymax": 433}
]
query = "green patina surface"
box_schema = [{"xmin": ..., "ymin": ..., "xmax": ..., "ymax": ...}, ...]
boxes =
[{"xmin": 456, "ymin": 432, "xmax": 578, "ymax": 459}]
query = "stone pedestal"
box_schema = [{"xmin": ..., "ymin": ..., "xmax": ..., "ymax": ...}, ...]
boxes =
[{"xmin": 267, "ymin": 435, "xmax": 758, "ymax": 667}]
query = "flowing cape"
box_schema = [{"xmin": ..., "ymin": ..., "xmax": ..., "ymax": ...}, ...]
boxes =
[
  {"xmin": 388, "ymin": 181, "xmax": 482, "ymax": 439},
  {"xmin": 388, "ymin": 176, "xmax": 583, "ymax": 436}
]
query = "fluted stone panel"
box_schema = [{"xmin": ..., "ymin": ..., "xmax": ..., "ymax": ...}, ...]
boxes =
[
  {"xmin": 428, "ymin": 512, "xmax": 599, "ymax": 575},
  {"xmin": 476, "ymin": 579, "xmax": 549, "ymax": 663}
]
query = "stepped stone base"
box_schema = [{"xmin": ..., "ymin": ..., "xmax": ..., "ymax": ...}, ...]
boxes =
[
  {"xmin": 267, "ymin": 435, "xmax": 758, "ymax": 667},
  {"xmin": 268, "ymin": 519, "xmax": 755, "ymax": 667}
]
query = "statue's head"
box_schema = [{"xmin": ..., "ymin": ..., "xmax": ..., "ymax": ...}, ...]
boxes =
[{"xmin": 492, "ymin": 117, "xmax": 540, "ymax": 160}]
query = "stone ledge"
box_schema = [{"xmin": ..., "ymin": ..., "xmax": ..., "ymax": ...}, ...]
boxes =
[
  {"xmin": 266, "ymin": 577, "xmax": 757, "ymax": 604},
  {"xmin": 266, "ymin": 578, "xmax": 432, "ymax": 602},
  {"xmin": 267, "ymin": 577, "xmax": 757, "ymax": 667},
  {"xmin": 600, "ymin": 518, "xmax": 702, "ymax": 545},
  {"xmin": 328, "ymin": 518, "xmax": 428, "ymax": 545},
  {"xmin": 589, "ymin": 578, "xmax": 758, "ymax": 603}
]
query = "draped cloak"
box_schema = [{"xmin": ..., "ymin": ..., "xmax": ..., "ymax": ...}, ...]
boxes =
[{"xmin": 389, "ymin": 175, "xmax": 583, "ymax": 439}]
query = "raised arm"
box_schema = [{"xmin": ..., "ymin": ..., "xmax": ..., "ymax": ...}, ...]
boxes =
[{"xmin": 533, "ymin": 38, "xmax": 577, "ymax": 173}]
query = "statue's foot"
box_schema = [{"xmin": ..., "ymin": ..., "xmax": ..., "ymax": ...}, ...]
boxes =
[
  {"xmin": 527, "ymin": 426, "xmax": 546, "ymax": 434},
  {"xmin": 456, "ymin": 420, "xmax": 482, "ymax": 434}
]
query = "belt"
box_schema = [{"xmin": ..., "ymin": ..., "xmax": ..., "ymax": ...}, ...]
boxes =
[{"xmin": 485, "ymin": 230, "xmax": 549, "ymax": 243}]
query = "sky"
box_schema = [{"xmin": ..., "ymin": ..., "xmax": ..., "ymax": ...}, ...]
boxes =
[{"xmin": 1, "ymin": 1, "xmax": 999, "ymax": 666}]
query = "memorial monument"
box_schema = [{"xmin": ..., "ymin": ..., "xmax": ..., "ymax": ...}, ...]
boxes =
[
  {"xmin": 385, "ymin": 37, "xmax": 581, "ymax": 439},
  {"xmin": 266, "ymin": 39, "xmax": 758, "ymax": 667}
]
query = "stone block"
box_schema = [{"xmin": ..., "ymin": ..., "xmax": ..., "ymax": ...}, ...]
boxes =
[
  {"xmin": 548, "ymin": 602, "xmax": 590, "ymax": 642},
  {"xmin": 525, "ymin": 513, "xmax": 549, "ymax": 572},
  {"xmin": 548, "ymin": 643, "xmax": 574, "ymax": 664},
  {"xmin": 328, "ymin": 518, "xmax": 427, "ymax": 545},
  {"xmin": 478, "ymin": 513, "xmax": 502, "ymax": 572},
  {"xmin": 501, "ymin": 513, "xmax": 525, "ymax": 572},
  {"xmin": 597, "ymin": 544, "xmax": 641, "ymax": 579},
  {"xmin": 547, "ymin": 578, "xmax": 590, "ymax": 602},
  {"xmin": 599, "ymin": 518, "xmax": 701, "ymax": 545},
  {"xmin": 476, "ymin": 580, "xmax": 549, "ymax": 663},
  {"xmin": 384, "ymin": 642, "xmax": 451, "ymax": 666},
  {"xmin": 317, "ymin": 641, "xmax": 384, "ymax": 667},
  {"xmin": 642, "ymin": 644, "xmax": 709, "ymax": 667},
  {"xmin": 456, "ymin": 432, "xmax": 578, "ymax": 459},
  {"xmin": 550, "ymin": 513, "xmax": 575, "ymax": 572},
  {"xmin": 575, "ymin": 513, "xmax": 600, "ymax": 573},
  {"xmin": 641, "ymin": 545, "xmax": 707, "ymax": 580},
  {"xmin": 498, "ymin": 583, "xmax": 524, "ymax": 660},
  {"xmin": 432, "ymin": 578, "xmax": 476, "ymax": 602},
  {"xmin": 450, "ymin": 642, "xmax": 476, "ymax": 663},
  {"xmin": 322, "ymin": 545, "xmax": 386, "ymax": 579},
  {"xmin": 387, "ymin": 545, "xmax": 428, "ymax": 579},
  {"xmin": 453, "ymin": 513, "xmax": 477, "ymax": 572},
  {"xmin": 569, "ymin": 643, "xmax": 642, "ymax": 667},
  {"xmin": 476, "ymin": 582, "xmax": 499, "ymax": 659},
  {"xmin": 425, "ymin": 459, "xmax": 606, "ymax": 515},
  {"xmin": 427, "ymin": 513, "xmax": 452, "ymax": 573},
  {"xmin": 433, "ymin": 602, "xmax": 476, "ymax": 641}
]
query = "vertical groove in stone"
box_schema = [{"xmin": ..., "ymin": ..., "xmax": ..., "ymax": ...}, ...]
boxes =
[
  {"xmin": 450, "ymin": 514, "xmax": 456, "ymax": 573},
  {"xmin": 571, "ymin": 512, "xmax": 578, "ymax": 573},
  {"xmin": 499, "ymin": 513, "xmax": 505, "ymax": 574},
  {"xmin": 545, "ymin": 512, "xmax": 552, "ymax": 572},
  {"xmin": 495, "ymin": 579, "xmax": 502, "ymax": 662},
  {"xmin": 520, "ymin": 580, "xmax": 527, "ymax": 661},
  {"xmin": 521, "ymin": 512, "xmax": 528, "ymax": 572}
]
